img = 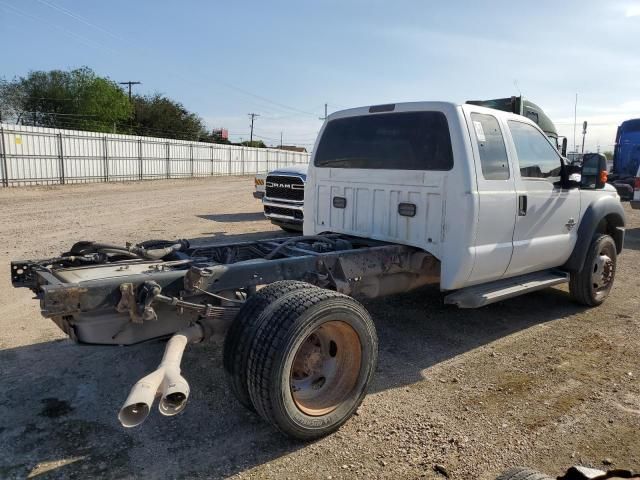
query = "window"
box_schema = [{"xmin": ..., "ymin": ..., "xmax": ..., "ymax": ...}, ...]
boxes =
[
  {"xmin": 314, "ymin": 111, "xmax": 453, "ymax": 170},
  {"xmin": 508, "ymin": 120, "xmax": 562, "ymax": 182},
  {"xmin": 524, "ymin": 109, "xmax": 539, "ymax": 124},
  {"xmin": 471, "ymin": 113, "xmax": 509, "ymax": 180}
]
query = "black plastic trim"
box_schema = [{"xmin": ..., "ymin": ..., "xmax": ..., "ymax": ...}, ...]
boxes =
[{"xmin": 564, "ymin": 196, "xmax": 626, "ymax": 272}]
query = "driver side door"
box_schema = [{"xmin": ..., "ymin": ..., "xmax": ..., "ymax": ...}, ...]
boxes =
[{"xmin": 504, "ymin": 120, "xmax": 581, "ymax": 277}]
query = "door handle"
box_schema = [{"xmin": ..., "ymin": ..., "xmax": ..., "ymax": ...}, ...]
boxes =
[{"xmin": 518, "ymin": 195, "xmax": 527, "ymax": 216}]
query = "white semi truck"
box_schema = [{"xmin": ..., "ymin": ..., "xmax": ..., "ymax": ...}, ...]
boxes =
[{"xmin": 12, "ymin": 101, "xmax": 625, "ymax": 440}]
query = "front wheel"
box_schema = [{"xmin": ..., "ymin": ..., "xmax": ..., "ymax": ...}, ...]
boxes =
[
  {"xmin": 569, "ymin": 234, "xmax": 617, "ymax": 306},
  {"xmin": 246, "ymin": 287, "xmax": 377, "ymax": 440}
]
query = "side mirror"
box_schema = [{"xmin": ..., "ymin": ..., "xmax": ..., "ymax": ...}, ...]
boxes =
[
  {"xmin": 561, "ymin": 138, "xmax": 568, "ymax": 157},
  {"xmin": 581, "ymin": 153, "xmax": 608, "ymax": 189}
]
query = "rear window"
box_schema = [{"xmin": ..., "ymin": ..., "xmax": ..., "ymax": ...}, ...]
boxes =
[{"xmin": 314, "ymin": 111, "xmax": 453, "ymax": 170}]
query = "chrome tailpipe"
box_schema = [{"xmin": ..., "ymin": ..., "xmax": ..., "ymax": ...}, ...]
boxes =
[{"xmin": 118, "ymin": 324, "xmax": 203, "ymax": 428}]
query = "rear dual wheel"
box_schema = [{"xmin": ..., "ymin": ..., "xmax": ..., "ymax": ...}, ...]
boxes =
[
  {"xmin": 223, "ymin": 281, "xmax": 315, "ymax": 410},
  {"xmin": 225, "ymin": 284, "xmax": 378, "ymax": 440}
]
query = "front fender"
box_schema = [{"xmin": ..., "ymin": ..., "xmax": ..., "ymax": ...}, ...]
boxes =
[{"xmin": 564, "ymin": 195, "xmax": 625, "ymax": 272}]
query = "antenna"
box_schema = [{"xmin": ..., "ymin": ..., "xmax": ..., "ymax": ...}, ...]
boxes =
[
  {"xmin": 573, "ymin": 93, "xmax": 578, "ymax": 153},
  {"xmin": 513, "ymin": 80, "xmax": 522, "ymax": 96}
]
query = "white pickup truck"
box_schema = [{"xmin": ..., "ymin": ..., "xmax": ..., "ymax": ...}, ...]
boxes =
[
  {"xmin": 12, "ymin": 101, "xmax": 625, "ymax": 441},
  {"xmin": 254, "ymin": 164, "xmax": 307, "ymax": 231}
]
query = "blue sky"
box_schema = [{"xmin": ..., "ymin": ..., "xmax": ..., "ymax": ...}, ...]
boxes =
[{"xmin": 1, "ymin": 0, "xmax": 639, "ymax": 151}]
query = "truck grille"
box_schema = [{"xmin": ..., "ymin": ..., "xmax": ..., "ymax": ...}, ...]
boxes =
[
  {"xmin": 265, "ymin": 175, "xmax": 304, "ymax": 201},
  {"xmin": 264, "ymin": 205, "xmax": 303, "ymax": 220}
]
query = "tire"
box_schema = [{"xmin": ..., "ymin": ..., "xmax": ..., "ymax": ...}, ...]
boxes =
[
  {"xmin": 223, "ymin": 281, "xmax": 316, "ymax": 411},
  {"xmin": 495, "ymin": 467, "xmax": 554, "ymax": 480},
  {"xmin": 569, "ymin": 234, "xmax": 617, "ymax": 306},
  {"xmin": 246, "ymin": 287, "xmax": 378, "ymax": 440}
]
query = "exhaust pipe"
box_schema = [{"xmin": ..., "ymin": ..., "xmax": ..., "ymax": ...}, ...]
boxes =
[{"xmin": 118, "ymin": 324, "xmax": 204, "ymax": 427}]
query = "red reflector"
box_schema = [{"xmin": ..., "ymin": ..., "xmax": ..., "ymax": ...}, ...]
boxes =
[{"xmin": 634, "ymin": 177, "xmax": 640, "ymax": 190}]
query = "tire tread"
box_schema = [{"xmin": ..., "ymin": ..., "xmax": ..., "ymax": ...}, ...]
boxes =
[
  {"xmin": 246, "ymin": 287, "xmax": 376, "ymax": 439},
  {"xmin": 495, "ymin": 467, "xmax": 554, "ymax": 480},
  {"xmin": 569, "ymin": 234, "xmax": 616, "ymax": 307},
  {"xmin": 223, "ymin": 281, "xmax": 315, "ymax": 410}
]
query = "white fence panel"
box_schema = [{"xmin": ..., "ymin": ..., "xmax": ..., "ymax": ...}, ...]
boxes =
[
  {"xmin": 0, "ymin": 123, "xmax": 310, "ymax": 187},
  {"xmin": 141, "ymin": 140, "xmax": 167, "ymax": 179},
  {"xmin": 107, "ymin": 137, "xmax": 139, "ymax": 181}
]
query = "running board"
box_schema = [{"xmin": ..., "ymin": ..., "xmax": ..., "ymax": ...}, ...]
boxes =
[{"xmin": 444, "ymin": 270, "xmax": 569, "ymax": 308}]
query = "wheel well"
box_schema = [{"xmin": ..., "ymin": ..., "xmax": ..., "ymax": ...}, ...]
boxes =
[
  {"xmin": 564, "ymin": 209, "xmax": 625, "ymax": 272},
  {"xmin": 596, "ymin": 213, "xmax": 624, "ymax": 253}
]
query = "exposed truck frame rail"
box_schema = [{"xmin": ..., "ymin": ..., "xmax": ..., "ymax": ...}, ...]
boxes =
[
  {"xmin": 11, "ymin": 234, "xmax": 440, "ymax": 437},
  {"xmin": 11, "ymin": 235, "xmax": 439, "ymax": 345}
]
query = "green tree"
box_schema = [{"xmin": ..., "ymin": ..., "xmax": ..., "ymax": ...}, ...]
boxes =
[
  {"xmin": 603, "ymin": 151, "xmax": 613, "ymax": 161},
  {"xmin": 132, "ymin": 93, "xmax": 210, "ymax": 141},
  {"xmin": 240, "ymin": 140, "xmax": 267, "ymax": 148},
  {"xmin": 0, "ymin": 67, "xmax": 131, "ymax": 132}
]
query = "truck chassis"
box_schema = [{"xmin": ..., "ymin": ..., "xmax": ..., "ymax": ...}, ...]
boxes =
[{"xmin": 11, "ymin": 234, "xmax": 439, "ymax": 439}]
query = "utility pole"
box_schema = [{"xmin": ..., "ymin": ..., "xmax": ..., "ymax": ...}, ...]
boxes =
[
  {"xmin": 573, "ymin": 93, "xmax": 578, "ymax": 153},
  {"xmin": 319, "ymin": 103, "xmax": 328, "ymax": 121},
  {"xmin": 248, "ymin": 113, "xmax": 260, "ymax": 144},
  {"xmin": 119, "ymin": 81, "xmax": 142, "ymax": 102},
  {"xmin": 280, "ymin": 131, "xmax": 283, "ymax": 148},
  {"xmin": 581, "ymin": 121, "xmax": 587, "ymax": 154}
]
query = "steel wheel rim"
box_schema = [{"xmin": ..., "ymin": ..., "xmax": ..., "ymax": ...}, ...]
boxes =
[
  {"xmin": 289, "ymin": 320, "xmax": 362, "ymax": 416},
  {"xmin": 591, "ymin": 246, "xmax": 615, "ymax": 298}
]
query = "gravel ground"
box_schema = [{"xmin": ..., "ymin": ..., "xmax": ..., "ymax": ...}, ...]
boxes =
[{"xmin": 0, "ymin": 176, "xmax": 638, "ymax": 479}]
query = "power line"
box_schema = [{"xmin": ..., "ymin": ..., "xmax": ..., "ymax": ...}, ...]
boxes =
[
  {"xmin": 0, "ymin": 1, "xmax": 113, "ymax": 53},
  {"xmin": 35, "ymin": 0, "xmax": 123, "ymax": 41},
  {"xmin": 12, "ymin": 1, "xmax": 324, "ymax": 123},
  {"xmin": 21, "ymin": 111, "xmax": 97, "ymax": 117}
]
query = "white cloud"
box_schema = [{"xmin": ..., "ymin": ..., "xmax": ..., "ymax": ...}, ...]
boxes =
[
  {"xmin": 626, "ymin": 4, "xmax": 640, "ymax": 16},
  {"xmin": 554, "ymin": 101, "xmax": 640, "ymax": 152}
]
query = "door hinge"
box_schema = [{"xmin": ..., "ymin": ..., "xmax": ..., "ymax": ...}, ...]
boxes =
[{"xmin": 565, "ymin": 218, "xmax": 577, "ymax": 230}]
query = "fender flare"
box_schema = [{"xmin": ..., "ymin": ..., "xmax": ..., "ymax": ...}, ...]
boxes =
[{"xmin": 564, "ymin": 195, "xmax": 625, "ymax": 272}]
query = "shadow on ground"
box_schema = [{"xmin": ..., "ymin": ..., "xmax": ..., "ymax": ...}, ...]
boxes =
[
  {"xmin": 0, "ymin": 283, "xmax": 586, "ymax": 479},
  {"xmin": 198, "ymin": 212, "xmax": 266, "ymax": 223},
  {"xmin": 623, "ymin": 227, "xmax": 640, "ymax": 251}
]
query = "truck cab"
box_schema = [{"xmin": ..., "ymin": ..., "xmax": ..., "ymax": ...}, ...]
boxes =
[
  {"xmin": 304, "ymin": 102, "xmax": 624, "ymax": 293},
  {"xmin": 612, "ymin": 118, "xmax": 640, "ymax": 209}
]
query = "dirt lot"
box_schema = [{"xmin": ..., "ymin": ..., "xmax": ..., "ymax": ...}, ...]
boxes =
[{"xmin": 0, "ymin": 176, "xmax": 638, "ymax": 479}]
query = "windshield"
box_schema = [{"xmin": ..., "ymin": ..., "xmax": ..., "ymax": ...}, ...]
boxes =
[
  {"xmin": 314, "ymin": 111, "xmax": 453, "ymax": 170},
  {"xmin": 620, "ymin": 119, "xmax": 640, "ymax": 134}
]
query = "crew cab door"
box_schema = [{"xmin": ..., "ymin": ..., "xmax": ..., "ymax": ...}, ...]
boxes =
[
  {"xmin": 504, "ymin": 119, "xmax": 581, "ymax": 276},
  {"xmin": 463, "ymin": 107, "xmax": 517, "ymax": 284}
]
